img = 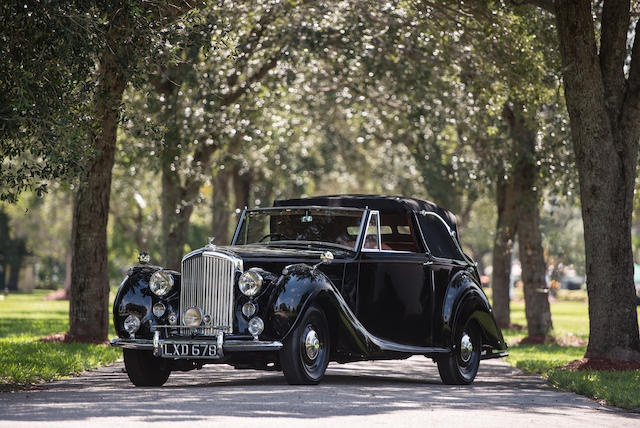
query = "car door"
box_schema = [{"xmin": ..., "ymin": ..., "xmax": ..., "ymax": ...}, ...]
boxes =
[
  {"xmin": 415, "ymin": 211, "xmax": 467, "ymax": 342},
  {"xmin": 356, "ymin": 211, "xmax": 433, "ymax": 346}
]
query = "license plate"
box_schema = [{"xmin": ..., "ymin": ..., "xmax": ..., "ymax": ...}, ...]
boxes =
[{"xmin": 161, "ymin": 343, "xmax": 217, "ymax": 358}]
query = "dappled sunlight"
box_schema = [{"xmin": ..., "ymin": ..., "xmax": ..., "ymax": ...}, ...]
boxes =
[{"xmin": 1, "ymin": 358, "xmax": 638, "ymax": 426}]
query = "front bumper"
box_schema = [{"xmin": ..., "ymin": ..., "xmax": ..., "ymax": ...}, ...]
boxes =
[{"xmin": 110, "ymin": 331, "xmax": 283, "ymax": 359}]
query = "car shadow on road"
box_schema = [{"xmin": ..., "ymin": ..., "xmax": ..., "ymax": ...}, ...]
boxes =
[{"xmin": 2, "ymin": 358, "xmax": 639, "ymax": 423}]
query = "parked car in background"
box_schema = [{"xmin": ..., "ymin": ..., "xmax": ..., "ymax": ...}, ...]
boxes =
[{"xmin": 111, "ymin": 195, "xmax": 508, "ymax": 386}]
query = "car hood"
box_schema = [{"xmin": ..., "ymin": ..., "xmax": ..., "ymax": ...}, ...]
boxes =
[{"xmin": 198, "ymin": 244, "xmax": 353, "ymax": 262}]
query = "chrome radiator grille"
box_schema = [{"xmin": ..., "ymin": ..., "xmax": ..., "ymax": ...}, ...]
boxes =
[{"xmin": 180, "ymin": 252, "xmax": 236, "ymax": 335}]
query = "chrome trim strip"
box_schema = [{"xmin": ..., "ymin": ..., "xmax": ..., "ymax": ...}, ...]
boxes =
[
  {"xmin": 353, "ymin": 209, "xmax": 369, "ymax": 252},
  {"xmin": 110, "ymin": 338, "xmax": 154, "ymax": 350},
  {"xmin": 246, "ymin": 206, "xmax": 365, "ymax": 213},
  {"xmin": 150, "ymin": 325, "xmax": 231, "ymax": 331},
  {"xmin": 181, "ymin": 248, "xmax": 244, "ymax": 267},
  {"xmin": 480, "ymin": 351, "xmax": 509, "ymax": 360},
  {"xmin": 360, "ymin": 210, "xmax": 383, "ymax": 253},
  {"xmin": 360, "ymin": 210, "xmax": 382, "ymax": 252},
  {"xmin": 412, "ymin": 211, "xmax": 431, "ymax": 255},
  {"xmin": 223, "ymin": 340, "xmax": 284, "ymax": 352},
  {"xmin": 231, "ymin": 208, "xmax": 246, "ymax": 245},
  {"xmin": 376, "ymin": 342, "xmax": 449, "ymax": 354}
]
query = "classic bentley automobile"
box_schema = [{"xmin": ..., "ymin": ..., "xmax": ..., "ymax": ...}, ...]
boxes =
[{"xmin": 111, "ymin": 194, "xmax": 507, "ymax": 386}]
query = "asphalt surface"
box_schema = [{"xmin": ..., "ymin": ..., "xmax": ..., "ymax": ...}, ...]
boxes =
[{"xmin": 0, "ymin": 357, "xmax": 638, "ymax": 427}]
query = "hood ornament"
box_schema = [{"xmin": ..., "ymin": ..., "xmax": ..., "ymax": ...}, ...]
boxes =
[{"xmin": 207, "ymin": 236, "xmax": 216, "ymax": 250}]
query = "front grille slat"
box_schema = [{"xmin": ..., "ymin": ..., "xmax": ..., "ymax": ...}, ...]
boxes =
[{"xmin": 180, "ymin": 252, "xmax": 236, "ymax": 335}]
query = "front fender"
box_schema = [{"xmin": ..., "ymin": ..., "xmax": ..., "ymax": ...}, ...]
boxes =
[
  {"xmin": 441, "ymin": 271, "xmax": 507, "ymax": 351},
  {"xmin": 268, "ymin": 264, "xmax": 336, "ymax": 341},
  {"xmin": 112, "ymin": 265, "xmax": 181, "ymax": 339},
  {"xmin": 267, "ymin": 264, "xmax": 376, "ymax": 357}
]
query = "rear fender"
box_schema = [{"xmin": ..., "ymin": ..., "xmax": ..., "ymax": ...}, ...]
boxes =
[{"xmin": 442, "ymin": 271, "xmax": 507, "ymax": 352}]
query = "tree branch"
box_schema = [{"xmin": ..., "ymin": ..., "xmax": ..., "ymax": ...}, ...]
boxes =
[
  {"xmin": 510, "ymin": 0, "xmax": 555, "ymax": 14},
  {"xmin": 142, "ymin": 0, "xmax": 203, "ymax": 25},
  {"xmin": 220, "ymin": 53, "xmax": 281, "ymax": 106}
]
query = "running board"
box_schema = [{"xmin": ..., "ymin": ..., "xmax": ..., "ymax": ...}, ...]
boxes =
[
  {"xmin": 371, "ymin": 336, "xmax": 450, "ymax": 354},
  {"xmin": 480, "ymin": 351, "xmax": 509, "ymax": 360}
]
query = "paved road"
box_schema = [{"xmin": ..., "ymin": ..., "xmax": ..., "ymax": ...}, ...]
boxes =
[{"xmin": 1, "ymin": 357, "xmax": 638, "ymax": 427}]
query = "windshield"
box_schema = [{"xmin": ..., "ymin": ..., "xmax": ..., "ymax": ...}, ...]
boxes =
[{"xmin": 233, "ymin": 208, "xmax": 366, "ymax": 250}]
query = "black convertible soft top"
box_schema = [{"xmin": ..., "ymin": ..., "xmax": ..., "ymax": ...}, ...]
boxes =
[{"xmin": 273, "ymin": 194, "xmax": 458, "ymax": 235}]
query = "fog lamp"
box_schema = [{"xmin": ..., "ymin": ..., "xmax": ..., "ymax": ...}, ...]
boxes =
[
  {"xmin": 184, "ymin": 307, "xmax": 203, "ymax": 327},
  {"xmin": 248, "ymin": 317, "xmax": 264, "ymax": 337},
  {"xmin": 152, "ymin": 302, "xmax": 166, "ymax": 318},
  {"xmin": 242, "ymin": 302, "xmax": 257, "ymax": 318},
  {"xmin": 124, "ymin": 314, "xmax": 140, "ymax": 335}
]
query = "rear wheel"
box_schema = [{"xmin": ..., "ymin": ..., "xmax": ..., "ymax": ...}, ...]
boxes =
[
  {"xmin": 123, "ymin": 349, "xmax": 171, "ymax": 387},
  {"xmin": 437, "ymin": 321, "xmax": 481, "ymax": 385},
  {"xmin": 280, "ymin": 305, "xmax": 330, "ymax": 385}
]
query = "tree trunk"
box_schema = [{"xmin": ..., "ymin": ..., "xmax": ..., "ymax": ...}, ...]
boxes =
[
  {"xmin": 0, "ymin": 263, "xmax": 5, "ymax": 291},
  {"xmin": 160, "ymin": 130, "xmax": 195, "ymax": 270},
  {"xmin": 491, "ymin": 175, "xmax": 517, "ymax": 328},
  {"xmin": 7, "ymin": 239, "xmax": 25, "ymax": 291},
  {"xmin": 69, "ymin": 8, "xmax": 131, "ymax": 342},
  {"xmin": 503, "ymin": 103, "xmax": 553, "ymax": 337},
  {"xmin": 232, "ymin": 166, "xmax": 252, "ymax": 212},
  {"xmin": 63, "ymin": 250, "xmax": 72, "ymax": 294},
  {"xmin": 158, "ymin": 78, "xmax": 200, "ymax": 270},
  {"xmin": 556, "ymin": 2, "xmax": 640, "ymax": 360},
  {"xmin": 161, "ymin": 172, "xmax": 195, "ymax": 270},
  {"xmin": 211, "ymin": 168, "xmax": 232, "ymax": 245},
  {"xmin": 518, "ymin": 199, "xmax": 552, "ymax": 337}
]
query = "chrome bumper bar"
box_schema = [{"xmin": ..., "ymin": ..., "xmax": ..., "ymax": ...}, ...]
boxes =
[{"xmin": 110, "ymin": 331, "xmax": 283, "ymax": 359}]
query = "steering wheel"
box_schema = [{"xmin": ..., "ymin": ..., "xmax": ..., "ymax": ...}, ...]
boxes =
[{"xmin": 259, "ymin": 232, "xmax": 291, "ymax": 242}]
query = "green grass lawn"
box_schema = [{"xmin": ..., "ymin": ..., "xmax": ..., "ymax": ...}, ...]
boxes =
[
  {"xmin": 0, "ymin": 290, "xmax": 121, "ymax": 390},
  {"xmin": 502, "ymin": 298, "xmax": 640, "ymax": 411}
]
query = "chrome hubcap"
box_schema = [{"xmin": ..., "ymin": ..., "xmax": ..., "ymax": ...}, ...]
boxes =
[
  {"xmin": 460, "ymin": 332, "xmax": 473, "ymax": 363},
  {"xmin": 304, "ymin": 329, "xmax": 320, "ymax": 360}
]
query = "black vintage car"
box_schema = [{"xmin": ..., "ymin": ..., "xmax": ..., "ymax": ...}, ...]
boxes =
[{"xmin": 111, "ymin": 194, "xmax": 507, "ymax": 386}]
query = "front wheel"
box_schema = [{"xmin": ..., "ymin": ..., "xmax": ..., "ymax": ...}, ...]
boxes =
[
  {"xmin": 123, "ymin": 349, "xmax": 171, "ymax": 387},
  {"xmin": 280, "ymin": 305, "xmax": 330, "ymax": 385},
  {"xmin": 437, "ymin": 321, "xmax": 481, "ymax": 385}
]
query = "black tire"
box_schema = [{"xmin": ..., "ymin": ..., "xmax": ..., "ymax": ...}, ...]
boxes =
[
  {"xmin": 437, "ymin": 321, "xmax": 481, "ymax": 385},
  {"xmin": 123, "ymin": 349, "xmax": 171, "ymax": 387},
  {"xmin": 280, "ymin": 305, "xmax": 330, "ymax": 385}
]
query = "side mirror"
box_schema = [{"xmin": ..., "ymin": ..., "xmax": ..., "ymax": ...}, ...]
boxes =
[
  {"xmin": 313, "ymin": 251, "xmax": 334, "ymax": 270},
  {"xmin": 320, "ymin": 251, "xmax": 334, "ymax": 264}
]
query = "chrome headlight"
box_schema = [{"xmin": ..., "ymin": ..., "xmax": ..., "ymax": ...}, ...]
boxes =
[
  {"xmin": 149, "ymin": 270, "xmax": 174, "ymax": 296},
  {"xmin": 238, "ymin": 270, "xmax": 263, "ymax": 297}
]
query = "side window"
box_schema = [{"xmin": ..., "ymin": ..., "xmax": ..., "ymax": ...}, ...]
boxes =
[
  {"xmin": 418, "ymin": 213, "xmax": 462, "ymax": 260},
  {"xmin": 379, "ymin": 214, "xmax": 420, "ymax": 252},
  {"xmin": 362, "ymin": 212, "xmax": 380, "ymax": 250}
]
